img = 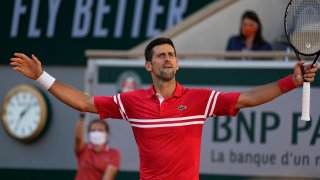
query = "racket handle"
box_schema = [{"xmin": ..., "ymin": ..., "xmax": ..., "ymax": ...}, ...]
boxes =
[{"xmin": 301, "ymin": 82, "xmax": 311, "ymax": 121}]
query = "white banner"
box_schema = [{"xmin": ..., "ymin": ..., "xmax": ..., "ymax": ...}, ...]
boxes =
[{"xmin": 200, "ymin": 86, "xmax": 320, "ymax": 178}]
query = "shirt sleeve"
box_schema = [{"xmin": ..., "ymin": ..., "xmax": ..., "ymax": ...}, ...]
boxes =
[
  {"xmin": 264, "ymin": 42, "xmax": 272, "ymax": 51},
  {"xmin": 94, "ymin": 96, "xmax": 124, "ymax": 120},
  {"xmin": 212, "ymin": 92, "xmax": 241, "ymax": 117},
  {"xmin": 226, "ymin": 37, "xmax": 232, "ymax": 51},
  {"xmin": 226, "ymin": 36, "xmax": 241, "ymax": 51},
  {"xmin": 75, "ymin": 144, "xmax": 88, "ymax": 158}
]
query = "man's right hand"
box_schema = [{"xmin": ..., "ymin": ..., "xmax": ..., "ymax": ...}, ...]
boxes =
[
  {"xmin": 10, "ymin": 53, "xmax": 43, "ymax": 80},
  {"xmin": 10, "ymin": 53, "xmax": 98, "ymax": 114}
]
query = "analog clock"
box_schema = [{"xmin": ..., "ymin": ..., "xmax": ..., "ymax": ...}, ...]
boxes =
[{"xmin": 2, "ymin": 84, "xmax": 50, "ymax": 142}]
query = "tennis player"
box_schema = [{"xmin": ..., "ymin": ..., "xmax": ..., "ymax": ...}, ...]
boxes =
[{"xmin": 10, "ymin": 37, "xmax": 318, "ymax": 180}]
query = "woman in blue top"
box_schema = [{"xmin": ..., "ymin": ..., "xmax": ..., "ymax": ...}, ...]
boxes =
[{"xmin": 226, "ymin": 10, "xmax": 272, "ymax": 51}]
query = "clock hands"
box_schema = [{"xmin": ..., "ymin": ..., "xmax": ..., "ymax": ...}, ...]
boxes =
[
  {"xmin": 15, "ymin": 102, "xmax": 38, "ymax": 131},
  {"xmin": 20, "ymin": 101, "xmax": 39, "ymax": 118},
  {"xmin": 19, "ymin": 104, "xmax": 32, "ymax": 119}
]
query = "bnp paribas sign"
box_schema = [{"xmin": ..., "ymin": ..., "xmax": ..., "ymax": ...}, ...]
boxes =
[{"xmin": 1, "ymin": 0, "xmax": 214, "ymax": 65}]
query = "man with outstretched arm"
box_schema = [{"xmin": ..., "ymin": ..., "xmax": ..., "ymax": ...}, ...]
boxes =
[{"xmin": 10, "ymin": 37, "xmax": 318, "ymax": 180}]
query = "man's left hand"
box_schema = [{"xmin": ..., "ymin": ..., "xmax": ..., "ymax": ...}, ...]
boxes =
[{"xmin": 293, "ymin": 62, "xmax": 318, "ymax": 86}]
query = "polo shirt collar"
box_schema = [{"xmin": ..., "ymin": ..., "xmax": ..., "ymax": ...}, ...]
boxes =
[{"xmin": 148, "ymin": 82, "xmax": 183, "ymax": 98}]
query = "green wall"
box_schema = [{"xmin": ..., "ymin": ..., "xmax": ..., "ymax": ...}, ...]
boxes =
[{"xmin": 98, "ymin": 66, "xmax": 320, "ymax": 86}]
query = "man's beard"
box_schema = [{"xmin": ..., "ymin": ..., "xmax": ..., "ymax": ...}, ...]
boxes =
[{"xmin": 157, "ymin": 69, "xmax": 176, "ymax": 81}]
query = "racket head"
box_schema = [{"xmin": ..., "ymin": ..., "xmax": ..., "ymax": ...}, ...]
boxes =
[{"xmin": 284, "ymin": 0, "xmax": 320, "ymax": 57}]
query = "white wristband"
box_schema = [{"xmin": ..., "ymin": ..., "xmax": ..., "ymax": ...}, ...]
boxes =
[{"xmin": 36, "ymin": 71, "xmax": 56, "ymax": 90}]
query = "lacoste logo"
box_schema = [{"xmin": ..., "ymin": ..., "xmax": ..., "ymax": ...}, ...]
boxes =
[{"xmin": 178, "ymin": 105, "xmax": 187, "ymax": 110}]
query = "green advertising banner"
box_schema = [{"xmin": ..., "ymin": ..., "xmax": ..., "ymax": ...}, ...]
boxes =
[{"xmin": 0, "ymin": 0, "xmax": 215, "ymax": 65}]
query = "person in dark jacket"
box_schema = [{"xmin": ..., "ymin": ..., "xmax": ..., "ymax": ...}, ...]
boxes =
[{"xmin": 226, "ymin": 10, "xmax": 272, "ymax": 51}]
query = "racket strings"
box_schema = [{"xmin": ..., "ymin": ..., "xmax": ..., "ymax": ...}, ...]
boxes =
[{"xmin": 285, "ymin": 0, "xmax": 320, "ymax": 55}]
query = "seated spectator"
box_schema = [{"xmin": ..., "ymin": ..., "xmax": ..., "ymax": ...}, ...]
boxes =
[
  {"xmin": 226, "ymin": 10, "xmax": 272, "ymax": 51},
  {"xmin": 75, "ymin": 113, "xmax": 120, "ymax": 180}
]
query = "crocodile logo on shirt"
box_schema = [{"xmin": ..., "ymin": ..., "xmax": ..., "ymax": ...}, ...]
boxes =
[{"xmin": 178, "ymin": 105, "xmax": 187, "ymax": 110}]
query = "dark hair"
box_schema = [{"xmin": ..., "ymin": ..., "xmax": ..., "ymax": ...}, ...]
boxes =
[
  {"xmin": 239, "ymin": 10, "xmax": 266, "ymax": 46},
  {"xmin": 87, "ymin": 119, "xmax": 110, "ymax": 133},
  {"xmin": 144, "ymin": 37, "xmax": 176, "ymax": 62}
]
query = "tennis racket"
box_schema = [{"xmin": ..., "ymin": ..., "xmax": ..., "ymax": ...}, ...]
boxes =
[{"xmin": 284, "ymin": 0, "xmax": 320, "ymax": 121}]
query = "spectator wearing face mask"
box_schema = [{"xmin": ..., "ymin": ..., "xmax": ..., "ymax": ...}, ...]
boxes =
[
  {"xmin": 226, "ymin": 10, "xmax": 272, "ymax": 51},
  {"xmin": 75, "ymin": 113, "xmax": 120, "ymax": 180}
]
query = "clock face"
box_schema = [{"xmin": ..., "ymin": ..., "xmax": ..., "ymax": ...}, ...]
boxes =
[{"xmin": 2, "ymin": 85, "xmax": 48, "ymax": 142}]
